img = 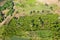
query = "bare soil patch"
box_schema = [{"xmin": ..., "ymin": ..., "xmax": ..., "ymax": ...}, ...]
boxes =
[{"xmin": 36, "ymin": 0, "xmax": 58, "ymax": 4}]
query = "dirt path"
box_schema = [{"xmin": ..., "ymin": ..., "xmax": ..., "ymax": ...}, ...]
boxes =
[{"xmin": 0, "ymin": 10, "xmax": 16, "ymax": 27}]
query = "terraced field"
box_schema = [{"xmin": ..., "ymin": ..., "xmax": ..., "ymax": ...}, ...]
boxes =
[{"xmin": 0, "ymin": 0, "xmax": 60, "ymax": 40}]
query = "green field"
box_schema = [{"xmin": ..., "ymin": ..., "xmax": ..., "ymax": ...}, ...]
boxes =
[{"xmin": 0, "ymin": 0, "xmax": 60, "ymax": 40}]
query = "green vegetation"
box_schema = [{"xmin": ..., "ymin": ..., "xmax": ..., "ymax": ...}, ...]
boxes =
[
  {"xmin": 0, "ymin": 0, "xmax": 60, "ymax": 40},
  {"xmin": 1, "ymin": 0, "xmax": 13, "ymax": 11},
  {"xmin": 0, "ymin": 0, "xmax": 14, "ymax": 22},
  {"xmin": 1, "ymin": 14, "xmax": 60, "ymax": 40}
]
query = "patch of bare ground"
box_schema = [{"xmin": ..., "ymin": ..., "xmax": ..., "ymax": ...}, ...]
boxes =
[
  {"xmin": 55, "ymin": 8, "xmax": 60, "ymax": 15},
  {"xmin": 36, "ymin": 0, "xmax": 58, "ymax": 4},
  {"xmin": 36, "ymin": 0, "xmax": 60, "ymax": 7},
  {"xmin": 14, "ymin": 12, "xmax": 26, "ymax": 19}
]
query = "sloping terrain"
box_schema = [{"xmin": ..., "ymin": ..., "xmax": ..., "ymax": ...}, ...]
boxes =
[{"xmin": 0, "ymin": 0, "xmax": 60, "ymax": 40}]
